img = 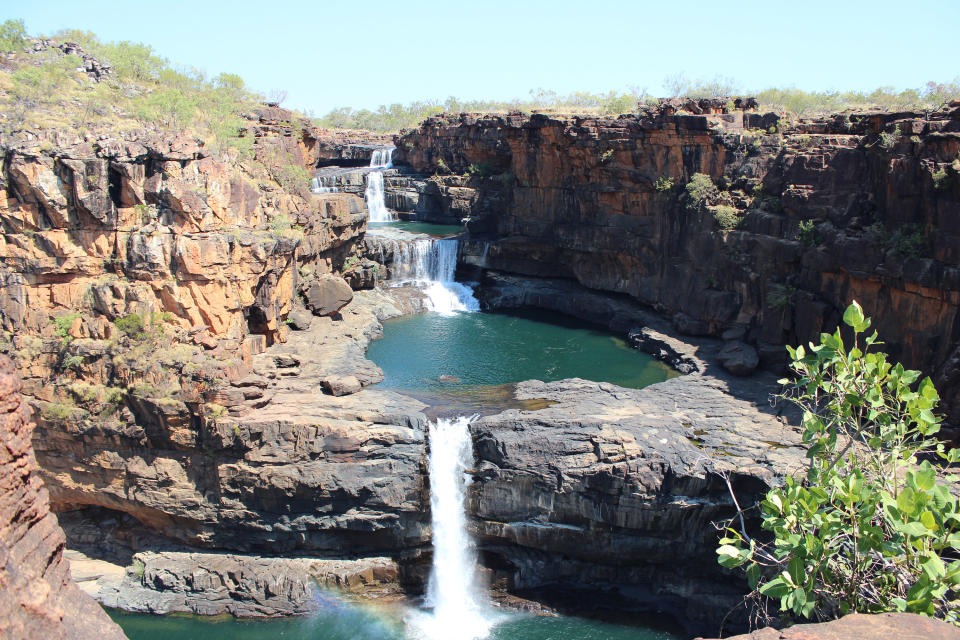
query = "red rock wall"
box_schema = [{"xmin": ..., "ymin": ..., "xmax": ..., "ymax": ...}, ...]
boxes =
[
  {"xmin": 0, "ymin": 355, "xmax": 127, "ymax": 639},
  {"xmin": 395, "ymin": 107, "xmax": 960, "ymax": 423}
]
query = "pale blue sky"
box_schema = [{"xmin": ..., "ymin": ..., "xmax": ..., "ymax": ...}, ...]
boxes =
[{"xmin": 5, "ymin": 0, "xmax": 958, "ymax": 114}]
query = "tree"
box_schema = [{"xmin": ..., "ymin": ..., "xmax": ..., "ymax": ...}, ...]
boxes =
[
  {"xmin": 718, "ymin": 301, "xmax": 960, "ymax": 625},
  {"xmin": 0, "ymin": 19, "xmax": 27, "ymax": 54}
]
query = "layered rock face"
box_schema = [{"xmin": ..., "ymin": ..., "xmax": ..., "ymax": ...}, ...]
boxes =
[
  {"xmin": 392, "ymin": 105, "xmax": 960, "ymax": 424},
  {"xmin": 469, "ymin": 371, "xmax": 805, "ymax": 634},
  {"xmin": 0, "ymin": 356, "xmax": 127, "ymax": 640},
  {"xmin": 0, "ymin": 107, "xmax": 437, "ymax": 559}
]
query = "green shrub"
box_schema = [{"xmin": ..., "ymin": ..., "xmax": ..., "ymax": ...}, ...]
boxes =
[
  {"xmin": 797, "ymin": 220, "xmax": 821, "ymax": 247},
  {"xmin": 654, "ymin": 176, "xmax": 675, "ymax": 192},
  {"xmin": 62, "ymin": 354, "xmax": 85, "ymax": 370},
  {"xmin": 599, "ymin": 149, "xmax": 614, "ymax": 164},
  {"xmin": 0, "ymin": 19, "xmax": 27, "ymax": 54},
  {"xmin": 53, "ymin": 312, "xmax": 81, "ymax": 342},
  {"xmin": 933, "ymin": 169, "xmax": 951, "ymax": 191},
  {"xmin": 113, "ymin": 313, "xmax": 146, "ymax": 339},
  {"xmin": 718, "ymin": 301, "xmax": 960, "ymax": 623},
  {"xmin": 879, "ymin": 131, "xmax": 899, "ymax": 150},
  {"xmin": 686, "ymin": 173, "xmax": 719, "ymax": 210},
  {"xmin": 41, "ymin": 401, "xmax": 86, "ymax": 421},
  {"xmin": 767, "ymin": 283, "xmax": 796, "ymax": 309},
  {"xmin": 467, "ymin": 161, "xmax": 496, "ymax": 177},
  {"xmin": 712, "ymin": 205, "xmax": 742, "ymax": 230},
  {"xmin": 435, "ymin": 158, "xmax": 450, "ymax": 174}
]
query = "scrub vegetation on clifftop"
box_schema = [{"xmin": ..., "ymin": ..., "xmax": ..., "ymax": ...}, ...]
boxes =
[
  {"xmin": 318, "ymin": 75, "xmax": 960, "ymax": 133},
  {"xmin": 0, "ymin": 19, "xmax": 259, "ymax": 156}
]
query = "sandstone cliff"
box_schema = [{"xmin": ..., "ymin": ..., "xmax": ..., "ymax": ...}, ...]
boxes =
[
  {"xmin": 0, "ymin": 355, "xmax": 127, "ymax": 640},
  {"xmin": 392, "ymin": 104, "xmax": 960, "ymax": 426}
]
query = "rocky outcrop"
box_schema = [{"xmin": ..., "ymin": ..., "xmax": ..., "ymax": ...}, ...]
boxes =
[
  {"xmin": 33, "ymin": 291, "xmax": 431, "ymax": 554},
  {"xmin": 393, "ymin": 105, "xmax": 960, "ymax": 428},
  {"xmin": 470, "ymin": 375, "xmax": 805, "ymax": 636},
  {"xmin": 697, "ymin": 612, "xmax": 960, "ymax": 640},
  {"xmin": 0, "ymin": 356, "xmax": 127, "ymax": 640},
  {"xmin": 91, "ymin": 551, "xmax": 402, "ymax": 617}
]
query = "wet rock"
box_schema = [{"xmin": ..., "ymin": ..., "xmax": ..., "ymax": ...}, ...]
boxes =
[
  {"xmin": 437, "ymin": 375, "xmax": 461, "ymax": 384},
  {"xmin": 302, "ymin": 274, "xmax": 354, "ymax": 316},
  {"xmin": 717, "ymin": 341, "xmax": 760, "ymax": 376}
]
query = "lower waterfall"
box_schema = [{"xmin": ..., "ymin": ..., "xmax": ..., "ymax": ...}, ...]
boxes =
[{"xmin": 408, "ymin": 416, "xmax": 493, "ymax": 640}]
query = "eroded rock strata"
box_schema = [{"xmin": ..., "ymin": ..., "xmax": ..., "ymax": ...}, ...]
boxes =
[
  {"xmin": 390, "ymin": 104, "xmax": 960, "ymax": 425},
  {"xmin": 0, "ymin": 356, "xmax": 127, "ymax": 640},
  {"xmin": 3, "ymin": 98, "xmax": 956, "ymax": 637}
]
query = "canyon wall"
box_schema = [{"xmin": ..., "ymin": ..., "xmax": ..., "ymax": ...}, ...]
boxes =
[
  {"xmin": 0, "ymin": 355, "xmax": 127, "ymax": 640},
  {"xmin": 392, "ymin": 105, "xmax": 960, "ymax": 424},
  {"xmin": 0, "ymin": 107, "xmax": 435, "ymax": 556}
]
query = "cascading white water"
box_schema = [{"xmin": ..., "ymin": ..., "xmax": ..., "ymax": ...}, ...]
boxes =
[
  {"xmin": 386, "ymin": 236, "xmax": 479, "ymax": 314},
  {"xmin": 365, "ymin": 147, "xmax": 395, "ymax": 222},
  {"xmin": 408, "ymin": 416, "xmax": 492, "ymax": 640},
  {"xmin": 310, "ymin": 174, "xmax": 338, "ymax": 193}
]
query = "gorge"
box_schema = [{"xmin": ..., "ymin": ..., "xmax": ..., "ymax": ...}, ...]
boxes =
[{"xmin": 1, "ymin": 31, "xmax": 960, "ymax": 639}]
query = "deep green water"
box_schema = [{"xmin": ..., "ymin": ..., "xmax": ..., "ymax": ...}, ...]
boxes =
[
  {"xmin": 109, "ymin": 607, "xmax": 680, "ymax": 640},
  {"xmin": 367, "ymin": 308, "xmax": 677, "ymax": 394},
  {"xmin": 369, "ymin": 221, "xmax": 465, "ymax": 236}
]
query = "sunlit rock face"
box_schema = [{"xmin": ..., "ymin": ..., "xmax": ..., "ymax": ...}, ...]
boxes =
[{"xmin": 393, "ymin": 105, "xmax": 960, "ymax": 429}]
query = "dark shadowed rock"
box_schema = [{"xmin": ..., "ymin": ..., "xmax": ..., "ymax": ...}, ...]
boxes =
[
  {"xmin": 303, "ymin": 274, "xmax": 354, "ymax": 316},
  {"xmin": 469, "ymin": 375, "xmax": 806, "ymax": 635},
  {"xmin": 718, "ymin": 341, "xmax": 760, "ymax": 376}
]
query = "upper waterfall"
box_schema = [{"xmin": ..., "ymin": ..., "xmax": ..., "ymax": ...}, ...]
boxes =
[{"xmin": 365, "ymin": 147, "xmax": 395, "ymax": 222}]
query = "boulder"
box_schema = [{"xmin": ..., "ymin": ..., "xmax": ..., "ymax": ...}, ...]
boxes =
[
  {"xmin": 718, "ymin": 340, "xmax": 760, "ymax": 376},
  {"xmin": 321, "ymin": 374, "xmax": 362, "ymax": 396},
  {"xmin": 286, "ymin": 310, "xmax": 313, "ymax": 331},
  {"xmin": 303, "ymin": 274, "xmax": 354, "ymax": 316}
]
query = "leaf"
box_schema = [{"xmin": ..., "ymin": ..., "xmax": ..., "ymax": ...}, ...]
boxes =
[
  {"xmin": 915, "ymin": 461, "xmax": 936, "ymax": 492},
  {"xmin": 898, "ymin": 487, "xmax": 919, "ymax": 516},
  {"xmin": 920, "ymin": 510, "xmax": 939, "ymax": 532},
  {"xmin": 759, "ymin": 577, "xmax": 790, "ymax": 598},
  {"xmin": 843, "ymin": 300, "xmax": 869, "ymax": 333}
]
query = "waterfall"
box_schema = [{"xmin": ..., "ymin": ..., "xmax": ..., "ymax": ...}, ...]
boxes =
[
  {"xmin": 310, "ymin": 174, "xmax": 338, "ymax": 193},
  {"xmin": 408, "ymin": 416, "xmax": 492, "ymax": 640},
  {"xmin": 387, "ymin": 236, "xmax": 479, "ymax": 315},
  {"xmin": 365, "ymin": 147, "xmax": 395, "ymax": 222}
]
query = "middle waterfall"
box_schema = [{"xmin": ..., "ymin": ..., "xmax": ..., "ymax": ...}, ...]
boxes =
[
  {"xmin": 365, "ymin": 147, "xmax": 395, "ymax": 222},
  {"xmin": 383, "ymin": 236, "xmax": 479, "ymax": 315}
]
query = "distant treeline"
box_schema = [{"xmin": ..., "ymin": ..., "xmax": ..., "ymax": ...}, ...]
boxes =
[{"xmin": 318, "ymin": 77, "xmax": 960, "ymax": 133}]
